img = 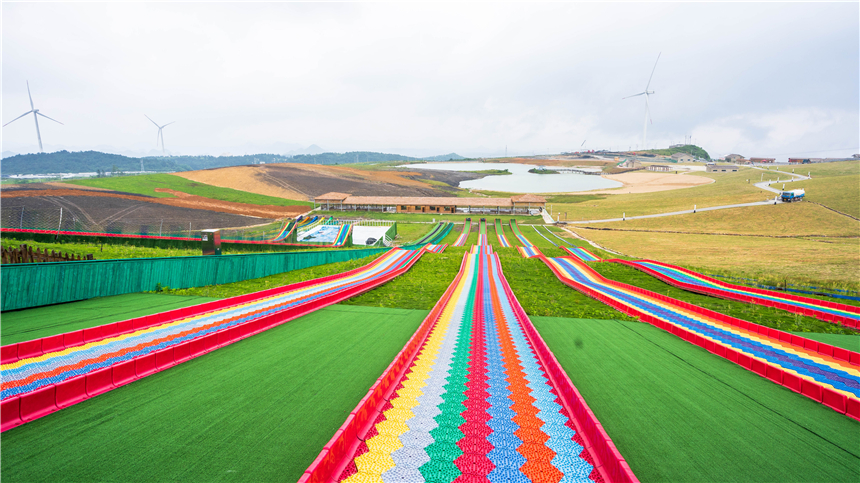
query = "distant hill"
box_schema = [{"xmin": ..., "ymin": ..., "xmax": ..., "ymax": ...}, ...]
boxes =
[
  {"xmin": 641, "ymin": 145, "xmax": 711, "ymax": 161},
  {"xmin": 0, "ymin": 150, "xmax": 467, "ymax": 176}
]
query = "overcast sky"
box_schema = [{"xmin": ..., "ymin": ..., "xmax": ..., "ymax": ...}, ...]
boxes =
[{"xmin": 2, "ymin": 2, "xmax": 858, "ymax": 160}]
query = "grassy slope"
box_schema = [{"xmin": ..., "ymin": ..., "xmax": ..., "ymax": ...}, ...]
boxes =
[
  {"xmin": 1, "ymin": 293, "xmax": 218, "ymax": 345},
  {"xmin": 576, "ymin": 228, "xmax": 860, "ymax": 289},
  {"xmin": 588, "ymin": 202, "xmax": 859, "ymax": 237},
  {"xmin": 68, "ymin": 173, "xmax": 313, "ymax": 206},
  {"xmin": 395, "ymin": 223, "xmax": 436, "ymax": 244},
  {"xmin": 1, "ymin": 305, "xmax": 426, "ymax": 483},
  {"xmin": 534, "ymin": 316, "xmax": 859, "ymax": 483},
  {"xmin": 590, "ymin": 262, "xmax": 858, "ymax": 334}
]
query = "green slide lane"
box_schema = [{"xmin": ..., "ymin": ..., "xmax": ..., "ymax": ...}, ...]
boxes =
[
  {"xmin": 1, "ymin": 305, "xmax": 428, "ymax": 483},
  {"xmin": 533, "ymin": 316, "xmax": 859, "ymax": 483},
  {"xmin": 1, "ymin": 293, "xmax": 220, "ymax": 345}
]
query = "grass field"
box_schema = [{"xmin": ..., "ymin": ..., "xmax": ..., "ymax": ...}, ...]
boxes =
[
  {"xmin": 0, "ymin": 305, "xmax": 427, "ymax": 483},
  {"xmin": 68, "ymin": 173, "xmax": 313, "ymax": 206},
  {"xmin": 586, "ymin": 202, "xmax": 859, "ymax": 237},
  {"xmin": 1, "ymin": 293, "xmax": 218, "ymax": 345},
  {"xmin": 534, "ymin": 316, "xmax": 859, "ymax": 483},
  {"xmin": 574, "ymin": 228, "xmax": 860, "ymax": 290},
  {"xmin": 394, "ymin": 222, "xmax": 436, "ymax": 244}
]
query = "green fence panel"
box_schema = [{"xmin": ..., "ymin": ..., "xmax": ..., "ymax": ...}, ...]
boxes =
[{"xmin": 1, "ymin": 248, "xmax": 387, "ymax": 311}]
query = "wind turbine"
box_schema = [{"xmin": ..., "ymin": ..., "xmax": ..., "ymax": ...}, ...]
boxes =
[
  {"xmin": 3, "ymin": 81, "xmax": 63, "ymax": 153},
  {"xmin": 145, "ymin": 115, "xmax": 175, "ymax": 154},
  {"xmin": 623, "ymin": 53, "xmax": 661, "ymax": 151}
]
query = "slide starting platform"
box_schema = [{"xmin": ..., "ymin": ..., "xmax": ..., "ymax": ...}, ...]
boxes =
[
  {"xmin": 609, "ymin": 259, "xmax": 860, "ymax": 328},
  {"xmin": 0, "ymin": 248, "xmax": 427, "ymax": 431},
  {"xmin": 301, "ymin": 244, "xmax": 638, "ymax": 483},
  {"xmin": 541, "ymin": 256, "xmax": 860, "ymax": 420}
]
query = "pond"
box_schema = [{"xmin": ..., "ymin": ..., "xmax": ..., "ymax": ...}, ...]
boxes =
[{"xmin": 398, "ymin": 162, "xmax": 622, "ymax": 193}]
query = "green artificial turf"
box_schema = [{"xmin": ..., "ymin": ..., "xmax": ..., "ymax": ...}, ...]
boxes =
[
  {"xmin": 533, "ymin": 316, "xmax": 860, "ymax": 483},
  {"xmin": 1, "ymin": 304, "xmax": 427, "ymax": 483},
  {"xmin": 590, "ymin": 262, "xmax": 858, "ymax": 335},
  {"xmin": 1, "ymin": 293, "xmax": 219, "ymax": 345}
]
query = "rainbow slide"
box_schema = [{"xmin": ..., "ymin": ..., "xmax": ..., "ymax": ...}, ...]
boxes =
[
  {"xmin": 518, "ymin": 245, "xmax": 543, "ymax": 258},
  {"xmin": 509, "ymin": 219, "xmax": 534, "ymax": 247},
  {"xmin": 609, "ymin": 259, "xmax": 860, "ymax": 328},
  {"xmin": 0, "ymin": 248, "xmax": 427, "ymax": 431},
  {"xmin": 477, "ymin": 218, "xmax": 488, "ymax": 246},
  {"xmin": 301, "ymin": 244, "xmax": 638, "ymax": 483},
  {"xmin": 562, "ymin": 246, "xmax": 601, "ymax": 262},
  {"xmin": 425, "ymin": 244, "xmax": 448, "ymax": 254},
  {"xmin": 541, "ymin": 256, "xmax": 860, "ymax": 420},
  {"xmin": 494, "ymin": 218, "xmax": 511, "ymax": 247},
  {"xmin": 453, "ymin": 219, "xmax": 472, "ymax": 247}
]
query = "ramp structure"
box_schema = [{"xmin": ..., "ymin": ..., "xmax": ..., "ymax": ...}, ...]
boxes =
[
  {"xmin": 608, "ymin": 259, "xmax": 860, "ymax": 328},
  {"xmin": 541, "ymin": 255, "xmax": 860, "ymax": 420},
  {"xmin": 302, "ymin": 245, "xmax": 638, "ymax": 483},
  {"xmin": 1, "ymin": 248, "xmax": 428, "ymax": 431}
]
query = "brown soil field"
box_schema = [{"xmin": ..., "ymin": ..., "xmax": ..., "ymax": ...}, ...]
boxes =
[
  {"xmin": 175, "ymin": 163, "xmax": 479, "ymax": 199},
  {"xmin": 2, "ymin": 195, "xmax": 274, "ymax": 232},
  {"xmin": 2, "ymin": 188, "xmax": 306, "ymax": 219}
]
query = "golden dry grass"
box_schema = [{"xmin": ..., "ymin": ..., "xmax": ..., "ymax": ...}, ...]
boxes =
[
  {"xmin": 574, "ymin": 228, "xmax": 860, "ymax": 288},
  {"xmin": 584, "ymin": 203, "xmax": 859, "ymax": 237},
  {"xmin": 175, "ymin": 166, "xmax": 308, "ymax": 201}
]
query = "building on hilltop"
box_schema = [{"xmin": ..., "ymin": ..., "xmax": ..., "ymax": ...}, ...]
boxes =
[
  {"xmin": 314, "ymin": 192, "xmax": 546, "ymax": 214},
  {"xmin": 670, "ymin": 152, "xmax": 695, "ymax": 163},
  {"xmin": 706, "ymin": 164, "xmax": 739, "ymax": 172},
  {"xmin": 724, "ymin": 154, "xmax": 745, "ymax": 162}
]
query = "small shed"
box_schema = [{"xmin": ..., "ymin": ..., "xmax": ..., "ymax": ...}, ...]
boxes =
[
  {"xmin": 315, "ymin": 192, "xmax": 351, "ymax": 209},
  {"xmin": 670, "ymin": 152, "xmax": 695, "ymax": 163},
  {"xmin": 749, "ymin": 157, "xmax": 775, "ymax": 164},
  {"xmin": 510, "ymin": 194, "xmax": 547, "ymax": 212},
  {"xmin": 648, "ymin": 165, "xmax": 673, "ymax": 172},
  {"xmin": 706, "ymin": 165, "xmax": 739, "ymax": 172},
  {"xmin": 725, "ymin": 154, "xmax": 745, "ymax": 162}
]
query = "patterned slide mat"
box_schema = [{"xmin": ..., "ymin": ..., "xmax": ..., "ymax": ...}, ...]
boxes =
[
  {"xmin": 543, "ymin": 257, "xmax": 860, "ymax": 401},
  {"xmin": 426, "ymin": 244, "xmax": 448, "ymax": 254},
  {"xmin": 561, "ymin": 246, "xmax": 600, "ymax": 262},
  {"xmin": 517, "ymin": 246, "xmax": 543, "ymax": 259},
  {"xmin": 1, "ymin": 249, "xmax": 423, "ymax": 401},
  {"xmin": 339, "ymin": 245, "xmax": 606, "ymax": 483},
  {"xmin": 509, "ymin": 220, "xmax": 534, "ymax": 248},
  {"xmin": 453, "ymin": 220, "xmax": 472, "ymax": 247},
  {"xmin": 478, "ymin": 219, "xmax": 488, "ymax": 247},
  {"xmin": 495, "ymin": 219, "xmax": 511, "ymax": 248},
  {"xmin": 614, "ymin": 259, "xmax": 860, "ymax": 325}
]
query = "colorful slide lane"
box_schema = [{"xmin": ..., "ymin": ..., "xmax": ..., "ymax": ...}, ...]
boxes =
[
  {"xmin": 495, "ymin": 219, "xmax": 511, "ymax": 248},
  {"xmin": 609, "ymin": 259, "xmax": 860, "ymax": 328},
  {"xmin": 453, "ymin": 219, "xmax": 472, "ymax": 247},
  {"xmin": 302, "ymin": 245, "xmax": 637, "ymax": 483},
  {"xmin": 509, "ymin": 220, "xmax": 534, "ymax": 247},
  {"xmin": 416, "ymin": 222, "xmax": 453, "ymax": 246},
  {"xmin": 478, "ymin": 219, "xmax": 488, "ymax": 246},
  {"xmin": 561, "ymin": 246, "xmax": 601, "ymax": 263},
  {"xmin": 0, "ymin": 248, "xmax": 427, "ymax": 431},
  {"xmin": 541, "ymin": 256, "xmax": 860, "ymax": 420},
  {"xmin": 541, "ymin": 226, "xmax": 574, "ymax": 248},
  {"xmin": 518, "ymin": 246, "xmax": 543, "ymax": 259},
  {"xmin": 426, "ymin": 244, "xmax": 448, "ymax": 254}
]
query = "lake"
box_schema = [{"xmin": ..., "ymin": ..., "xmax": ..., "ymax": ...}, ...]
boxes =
[{"xmin": 397, "ymin": 162, "xmax": 623, "ymax": 193}]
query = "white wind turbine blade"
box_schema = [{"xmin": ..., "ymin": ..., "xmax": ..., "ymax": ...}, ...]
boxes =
[
  {"xmin": 3, "ymin": 110, "xmax": 34, "ymax": 127},
  {"xmin": 156, "ymin": 128, "xmax": 162, "ymax": 147},
  {"xmin": 645, "ymin": 95, "xmax": 653, "ymax": 124},
  {"xmin": 36, "ymin": 112, "xmax": 64, "ymax": 125},
  {"xmin": 645, "ymin": 52, "xmax": 661, "ymax": 91},
  {"xmin": 27, "ymin": 81, "xmax": 35, "ymax": 111},
  {"xmin": 160, "ymin": 121, "xmax": 175, "ymax": 128},
  {"xmin": 580, "ymin": 140, "xmax": 586, "ymax": 147},
  {"xmin": 145, "ymin": 115, "xmax": 161, "ymax": 128},
  {"xmin": 623, "ymin": 92, "xmax": 646, "ymax": 99}
]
